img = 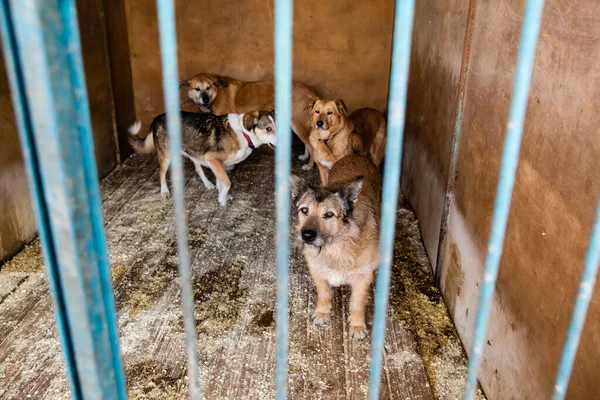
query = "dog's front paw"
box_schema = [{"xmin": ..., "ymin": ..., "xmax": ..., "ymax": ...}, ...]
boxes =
[
  {"xmin": 349, "ymin": 325, "xmax": 368, "ymax": 341},
  {"xmin": 203, "ymin": 181, "xmax": 216, "ymax": 190},
  {"xmin": 160, "ymin": 188, "xmax": 171, "ymax": 200},
  {"xmin": 298, "ymin": 153, "xmax": 309, "ymax": 161},
  {"xmin": 218, "ymin": 195, "xmax": 234, "ymax": 207},
  {"xmin": 311, "ymin": 312, "xmax": 331, "ymax": 326},
  {"xmin": 301, "ymin": 163, "xmax": 313, "ymax": 171}
]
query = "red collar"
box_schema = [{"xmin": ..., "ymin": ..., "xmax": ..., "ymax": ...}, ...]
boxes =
[{"xmin": 242, "ymin": 129, "xmax": 255, "ymax": 149}]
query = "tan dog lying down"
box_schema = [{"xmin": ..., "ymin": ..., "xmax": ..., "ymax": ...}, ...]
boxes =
[
  {"xmin": 180, "ymin": 72, "xmax": 317, "ymax": 170},
  {"xmin": 306, "ymin": 98, "xmax": 386, "ymax": 185},
  {"xmin": 290, "ymin": 155, "xmax": 382, "ymax": 340}
]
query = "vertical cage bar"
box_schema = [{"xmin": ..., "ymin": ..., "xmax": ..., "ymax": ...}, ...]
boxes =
[
  {"xmin": 274, "ymin": 0, "xmax": 293, "ymax": 398},
  {"xmin": 552, "ymin": 198, "xmax": 600, "ymax": 400},
  {"xmin": 367, "ymin": 0, "xmax": 415, "ymax": 398},
  {"xmin": 155, "ymin": 1, "xmax": 201, "ymax": 399},
  {"xmin": 0, "ymin": 0, "xmax": 127, "ymax": 398},
  {"xmin": 0, "ymin": 1, "xmax": 80, "ymax": 398},
  {"xmin": 463, "ymin": 0, "xmax": 545, "ymax": 398}
]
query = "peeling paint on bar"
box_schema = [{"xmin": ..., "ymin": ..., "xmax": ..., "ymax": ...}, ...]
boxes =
[
  {"xmin": 274, "ymin": 0, "xmax": 293, "ymax": 399},
  {"xmin": 5, "ymin": 1, "xmax": 596, "ymax": 400},
  {"xmin": 367, "ymin": 1, "xmax": 416, "ymax": 399},
  {"xmin": 0, "ymin": 0, "xmax": 126, "ymax": 398},
  {"xmin": 155, "ymin": 0, "xmax": 201, "ymax": 399},
  {"xmin": 552, "ymin": 198, "xmax": 600, "ymax": 400}
]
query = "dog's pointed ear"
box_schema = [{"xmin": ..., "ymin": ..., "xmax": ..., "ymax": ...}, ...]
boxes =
[
  {"xmin": 214, "ymin": 75, "xmax": 229, "ymax": 88},
  {"xmin": 290, "ymin": 175, "xmax": 310, "ymax": 205},
  {"xmin": 304, "ymin": 97, "xmax": 318, "ymax": 112},
  {"xmin": 179, "ymin": 80, "xmax": 190, "ymax": 88},
  {"xmin": 266, "ymin": 110, "xmax": 276, "ymax": 130},
  {"xmin": 242, "ymin": 111, "xmax": 260, "ymax": 131},
  {"xmin": 334, "ymin": 99, "xmax": 348, "ymax": 115},
  {"xmin": 242, "ymin": 113, "xmax": 253, "ymax": 131},
  {"xmin": 338, "ymin": 176, "xmax": 364, "ymax": 216},
  {"xmin": 253, "ymin": 111, "xmax": 260, "ymax": 126}
]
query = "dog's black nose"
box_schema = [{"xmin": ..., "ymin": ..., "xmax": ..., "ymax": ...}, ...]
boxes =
[
  {"xmin": 201, "ymin": 94, "xmax": 209, "ymax": 104},
  {"xmin": 316, "ymin": 120, "xmax": 324, "ymax": 128},
  {"xmin": 301, "ymin": 229, "xmax": 317, "ymax": 243}
]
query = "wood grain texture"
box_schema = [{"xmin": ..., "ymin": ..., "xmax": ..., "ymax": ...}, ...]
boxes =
[
  {"xmin": 122, "ymin": 0, "xmax": 395, "ymax": 133},
  {"xmin": 0, "ymin": 151, "xmax": 434, "ymax": 399},
  {"xmin": 0, "ymin": 0, "xmax": 119, "ymax": 262}
]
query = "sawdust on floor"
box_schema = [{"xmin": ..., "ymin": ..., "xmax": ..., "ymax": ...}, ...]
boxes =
[
  {"xmin": 0, "ymin": 153, "xmax": 485, "ymax": 399},
  {"xmin": 126, "ymin": 359, "xmax": 186, "ymax": 399},
  {"xmin": 0, "ymin": 239, "xmax": 43, "ymax": 273},
  {"xmin": 177, "ymin": 258, "xmax": 248, "ymax": 337},
  {"xmin": 390, "ymin": 199, "xmax": 486, "ymax": 400}
]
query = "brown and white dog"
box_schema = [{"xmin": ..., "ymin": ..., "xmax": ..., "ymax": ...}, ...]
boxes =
[
  {"xmin": 290, "ymin": 155, "xmax": 382, "ymax": 340},
  {"xmin": 180, "ymin": 72, "xmax": 317, "ymax": 170},
  {"xmin": 306, "ymin": 98, "xmax": 386, "ymax": 185},
  {"xmin": 128, "ymin": 110, "xmax": 276, "ymax": 207}
]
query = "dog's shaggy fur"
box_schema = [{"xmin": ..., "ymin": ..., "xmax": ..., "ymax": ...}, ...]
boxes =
[
  {"xmin": 129, "ymin": 110, "xmax": 276, "ymax": 206},
  {"xmin": 290, "ymin": 155, "xmax": 382, "ymax": 340},
  {"xmin": 180, "ymin": 72, "xmax": 317, "ymax": 170},
  {"xmin": 306, "ymin": 98, "xmax": 386, "ymax": 185}
]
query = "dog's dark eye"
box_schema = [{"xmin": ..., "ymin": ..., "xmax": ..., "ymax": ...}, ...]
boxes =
[
  {"xmin": 327, "ymin": 111, "xmax": 333, "ymax": 115},
  {"xmin": 300, "ymin": 207, "xmax": 308, "ymax": 215},
  {"xmin": 206, "ymin": 86, "xmax": 211, "ymax": 90},
  {"xmin": 323, "ymin": 211, "xmax": 334, "ymax": 219},
  {"xmin": 266, "ymin": 127, "xmax": 272, "ymax": 132},
  {"xmin": 195, "ymin": 87, "xmax": 200, "ymax": 92},
  {"xmin": 315, "ymin": 110, "xmax": 320, "ymax": 114}
]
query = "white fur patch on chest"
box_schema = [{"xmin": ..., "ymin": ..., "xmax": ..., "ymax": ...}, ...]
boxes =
[
  {"xmin": 318, "ymin": 130, "xmax": 331, "ymax": 140},
  {"xmin": 226, "ymin": 147, "xmax": 252, "ymax": 166},
  {"xmin": 308, "ymin": 256, "xmax": 373, "ymax": 287},
  {"xmin": 325, "ymin": 270, "xmax": 348, "ymax": 287},
  {"xmin": 319, "ymin": 160, "xmax": 333, "ymax": 169},
  {"xmin": 226, "ymin": 114, "xmax": 253, "ymax": 166},
  {"xmin": 309, "ymin": 259, "xmax": 348, "ymax": 287}
]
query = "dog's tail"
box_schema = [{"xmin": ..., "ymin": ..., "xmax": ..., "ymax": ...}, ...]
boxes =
[
  {"xmin": 370, "ymin": 118, "xmax": 387, "ymax": 167},
  {"xmin": 128, "ymin": 121, "xmax": 155, "ymax": 154}
]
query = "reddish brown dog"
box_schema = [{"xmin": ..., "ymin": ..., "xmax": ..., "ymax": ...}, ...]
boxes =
[
  {"xmin": 306, "ymin": 98, "xmax": 386, "ymax": 185},
  {"xmin": 181, "ymin": 73, "xmax": 317, "ymax": 170}
]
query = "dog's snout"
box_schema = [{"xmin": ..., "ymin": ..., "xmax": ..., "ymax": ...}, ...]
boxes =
[
  {"xmin": 316, "ymin": 120, "xmax": 324, "ymax": 128},
  {"xmin": 301, "ymin": 228, "xmax": 317, "ymax": 243},
  {"xmin": 201, "ymin": 93, "xmax": 210, "ymax": 105}
]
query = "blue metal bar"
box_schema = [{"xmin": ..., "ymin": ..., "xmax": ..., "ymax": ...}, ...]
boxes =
[
  {"xmin": 155, "ymin": 1, "xmax": 201, "ymax": 398},
  {"xmin": 368, "ymin": 0, "xmax": 415, "ymax": 398},
  {"xmin": 274, "ymin": 0, "xmax": 293, "ymax": 398},
  {"xmin": 552, "ymin": 198, "xmax": 600, "ymax": 400},
  {"xmin": 0, "ymin": 0, "xmax": 126, "ymax": 398},
  {"xmin": 0, "ymin": 2, "xmax": 81, "ymax": 398},
  {"xmin": 463, "ymin": 0, "xmax": 545, "ymax": 398}
]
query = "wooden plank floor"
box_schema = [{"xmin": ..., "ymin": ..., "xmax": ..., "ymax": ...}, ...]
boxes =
[{"xmin": 0, "ymin": 149, "xmax": 438, "ymax": 400}]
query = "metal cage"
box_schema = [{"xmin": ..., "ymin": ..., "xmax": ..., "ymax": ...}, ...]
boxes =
[{"xmin": 0, "ymin": 0, "xmax": 598, "ymax": 399}]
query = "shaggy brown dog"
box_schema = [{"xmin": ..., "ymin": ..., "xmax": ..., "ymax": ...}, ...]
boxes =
[
  {"xmin": 306, "ymin": 98, "xmax": 386, "ymax": 185},
  {"xmin": 180, "ymin": 72, "xmax": 317, "ymax": 170},
  {"xmin": 290, "ymin": 155, "xmax": 382, "ymax": 340}
]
